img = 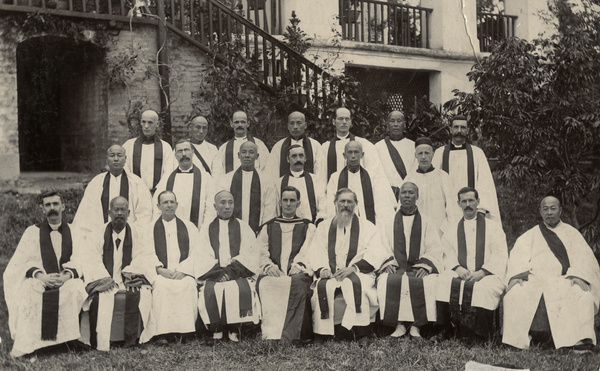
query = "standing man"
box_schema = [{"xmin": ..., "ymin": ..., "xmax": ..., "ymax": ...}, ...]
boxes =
[
  {"xmin": 377, "ymin": 182, "xmax": 442, "ymax": 339},
  {"xmin": 219, "ymin": 110, "xmax": 270, "ymax": 174},
  {"xmin": 185, "ymin": 115, "xmax": 224, "ymax": 179},
  {"xmin": 140, "ymin": 191, "xmax": 203, "ymax": 344},
  {"xmin": 256, "ymin": 186, "xmax": 316, "ymax": 344},
  {"xmin": 153, "ymin": 139, "xmax": 216, "ymax": 230},
  {"xmin": 326, "ymin": 141, "xmax": 395, "ymax": 225},
  {"xmin": 403, "ymin": 137, "xmax": 457, "ymax": 233},
  {"xmin": 197, "ymin": 191, "xmax": 260, "ymax": 343},
  {"xmin": 503, "ymin": 196, "xmax": 600, "ymax": 351},
  {"xmin": 73, "ymin": 144, "xmax": 152, "ymax": 234},
  {"xmin": 122, "ymin": 109, "xmax": 173, "ymax": 193},
  {"xmin": 436, "ymin": 187, "xmax": 507, "ymax": 342},
  {"xmin": 267, "ymin": 145, "xmax": 326, "ymax": 224},
  {"xmin": 320, "ymin": 107, "xmax": 385, "ymax": 184},
  {"xmin": 266, "ymin": 111, "xmax": 322, "ymax": 184},
  {"xmin": 375, "ymin": 111, "xmax": 416, "ymax": 200},
  {"xmin": 309, "ymin": 188, "xmax": 387, "ymax": 343},
  {"xmin": 432, "ymin": 115, "xmax": 501, "ymax": 221},
  {"xmin": 219, "ymin": 141, "xmax": 274, "ymax": 233},
  {"xmin": 4, "ymin": 191, "xmax": 87, "ymax": 357},
  {"xmin": 81, "ymin": 197, "xmax": 160, "ymax": 351}
]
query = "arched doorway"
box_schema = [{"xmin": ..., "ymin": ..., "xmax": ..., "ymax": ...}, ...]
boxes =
[{"xmin": 17, "ymin": 36, "xmax": 108, "ymax": 173}]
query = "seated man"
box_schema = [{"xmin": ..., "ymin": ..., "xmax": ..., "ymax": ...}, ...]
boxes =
[
  {"xmin": 436, "ymin": 187, "xmax": 507, "ymax": 341},
  {"xmin": 4, "ymin": 191, "xmax": 87, "ymax": 357},
  {"xmin": 503, "ymin": 196, "xmax": 600, "ymax": 352},
  {"xmin": 197, "ymin": 191, "xmax": 260, "ymax": 343},
  {"xmin": 80, "ymin": 196, "xmax": 160, "ymax": 351},
  {"xmin": 377, "ymin": 182, "xmax": 442, "ymax": 339},
  {"xmin": 309, "ymin": 188, "xmax": 387, "ymax": 343},
  {"xmin": 140, "ymin": 191, "xmax": 203, "ymax": 344},
  {"xmin": 256, "ymin": 186, "xmax": 316, "ymax": 344}
]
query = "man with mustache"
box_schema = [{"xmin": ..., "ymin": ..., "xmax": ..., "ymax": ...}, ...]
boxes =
[
  {"xmin": 219, "ymin": 110, "xmax": 270, "ymax": 174},
  {"xmin": 122, "ymin": 109, "xmax": 173, "ymax": 194},
  {"xmin": 153, "ymin": 139, "xmax": 216, "ymax": 231},
  {"xmin": 266, "ymin": 144, "xmax": 326, "ymax": 224},
  {"xmin": 182, "ymin": 115, "xmax": 224, "ymax": 179},
  {"xmin": 309, "ymin": 188, "xmax": 388, "ymax": 344},
  {"xmin": 432, "ymin": 115, "xmax": 501, "ymax": 222},
  {"xmin": 81, "ymin": 196, "xmax": 161, "ymax": 350},
  {"xmin": 4, "ymin": 191, "xmax": 87, "ymax": 357},
  {"xmin": 503, "ymin": 196, "xmax": 600, "ymax": 352},
  {"xmin": 73, "ymin": 144, "xmax": 153, "ymax": 234},
  {"xmin": 435, "ymin": 187, "xmax": 507, "ymax": 343},
  {"xmin": 375, "ymin": 111, "xmax": 417, "ymax": 201},
  {"xmin": 376, "ymin": 182, "xmax": 443, "ymax": 339}
]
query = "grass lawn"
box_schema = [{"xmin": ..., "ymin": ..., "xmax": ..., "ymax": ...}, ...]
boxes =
[{"xmin": 1, "ymin": 186, "xmax": 600, "ymax": 370}]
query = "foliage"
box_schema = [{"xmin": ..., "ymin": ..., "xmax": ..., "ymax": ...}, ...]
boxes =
[
  {"xmin": 282, "ymin": 11, "xmax": 312, "ymax": 55},
  {"xmin": 448, "ymin": 0, "xmax": 600, "ymax": 249}
]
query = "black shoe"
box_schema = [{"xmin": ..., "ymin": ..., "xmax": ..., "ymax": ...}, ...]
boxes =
[
  {"xmin": 573, "ymin": 343, "xmax": 595, "ymax": 354},
  {"xmin": 312, "ymin": 335, "xmax": 327, "ymax": 345}
]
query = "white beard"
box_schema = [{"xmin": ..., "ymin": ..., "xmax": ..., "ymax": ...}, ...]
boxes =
[{"xmin": 335, "ymin": 209, "xmax": 354, "ymax": 228}]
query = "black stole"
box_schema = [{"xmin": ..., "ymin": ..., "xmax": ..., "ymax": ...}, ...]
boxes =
[
  {"xmin": 191, "ymin": 142, "xmax": 212, "ymax": 174},
  {"xmin": 100, "ymin": 171, "xmax": 130, "ymax": 223},
  {"xmin": 538, "ymin": 222, "xmax": 570, "ymax": 275},
  {"xmin": 442, "ymin": 143, "xmax": 475, "ymax": 188},
  {"xmin": 338, "ymin": 166, "xmax": 375, "ymax": 224},
  {"xmin": 279, "ymin": 136, "xmax": 314, "ymax": 177},
  {"xmin": 392, "ymin": 210, "xmax": 422, "ymax": 271},
  {"xmin": 225, "ymin": 135, "xmax": 256, "ymax": 173},
  {"xmin": 132, "ymin": 137, "xmax": 164, "ymax": 189},
  {"xmin": 102, "ymin": 223, "xmax": 133, "ymax": 277},
  {"xmin": 267, "ymin": 219, "xmax": 310, "ymax": 273},
  {"xmin": 327, "ymin": 214, "xmax": 360, "ymax": 272},
  {"xmin": 326, "ymin": 134, "xmax": 355, "ymax": 181},
  {"xmin": 230, "ymin": 167, "xmax": 261, "ymax": 232},
  {"xmin": 208, "ymin": 217, "xmax": 242, "ymax": 262},
  {"xmin": 384, "ymin": 137, "xmax": 408, "ymax": 179},
  {"xmin": 457, "ymin": 213, "xmax": 486, "ymax": 271},
  {"xmin": 39, "ymin": 222, "xmax": 74, "ymax": 340},
  {"xmin": 281, "ymin": 172, "xmax": 317, "ymax": 222},
  {"xmin": 153, "ymin": 217, "xmax": 190, "ymax": 268},
  {"xmin": 166, "ymin": 166, "xmax": 202, "ymax": 227}
]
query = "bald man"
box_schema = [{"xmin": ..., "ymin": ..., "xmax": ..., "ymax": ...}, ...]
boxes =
[
  {"xmin": 180, "ymin": 115, "xmax": 224, "ymax": 179},
  {"xmin": 219, "ymin": 111, "xmax": 270, "ymax": 174},
  {"xmin": 73, "ymin": 145, "xmax": 152, "ymax": 234},
  {"xmin": 218, "ymin": 141, "xmax": 275, "ymax": 233},
  {"xmin": 503, "ymin": 196, "xmax": 600, "ymax": 351},
  {"xmin": 122, "ymin": 109, "xmax": 173, "ymax": 193},
  {"xmin": 375, "ymin": 111, "xmax": 416, "ymax": 200},
  {"xmin": 325, "ymin": 141, "xmax": 395, "ymax": 225}
]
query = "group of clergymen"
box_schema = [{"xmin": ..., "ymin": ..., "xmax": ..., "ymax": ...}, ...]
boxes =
[{"xmin": 5, "ymin": 107, "xmax": 600, "ymax": 358}]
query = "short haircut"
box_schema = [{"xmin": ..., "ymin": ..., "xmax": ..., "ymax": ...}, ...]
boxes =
[
  {"xmin": 334, "ymin": 188, "xmax": 358, "ymax": 203},
  {"xmin": 387, "ymin": 111, "xmax": 405, "ymax": 120},
  {"xmin": 540, "ymin": 195, "xmax": 562, "ymax": 208},
  {"xmin": 281, "ymin": 186, "xmax": 301, "ymax": 200},
  {"xmin": 141, "ymin": 109, "xmax": 160, "ymax": 120},
  {"xmin": 40, "ymin": 190, "xmax": 62, "ymax": 204},
  {"xmin": 457, "ymin": 186, "xmax": 479, "ymax": 201},
  {"xmin": 214, "ymin": 190, "xmax": 233, "ymax": 202},
  {"xmin": 174, "ymin": 138, "xmax": 192, "ymax": 148},
  {"xmin": 157, "ymin": 190, "xmax": 177, "ymax": 204},
  {"xmin": 287, "ymin": 144, "xmax": 304, "ymax": 156},
  {"xmin": 109, "ymin": 196, "xmax": 128, "ymax": 209},
  {"xmin": 344, "ymin": 140, "xmax": 362, "ymax": 152},
  {"xmin": 334, "ymin": 107, "xmax": 350, "ymax": 119},
  {"xmin": 232, "ymin": 110, "xmax": 247, "ymax": 118},
  {"xmin": 451, "ymin": 114, "xmax": 468, "ymax": 124},
  {"xmin": 187, "ymin": 114, "xmax": 208, "ymax": 126}
]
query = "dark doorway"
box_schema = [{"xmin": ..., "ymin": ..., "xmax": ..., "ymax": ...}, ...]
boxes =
[{"xmin": 17, "ymin": 36, "xmax": 108, "ymax": 172}]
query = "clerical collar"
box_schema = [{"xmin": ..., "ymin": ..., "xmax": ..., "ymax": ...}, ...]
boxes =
[
  {"xmin": 110, "ymin": 171, "xmax": 123, "ymax": 178},
  {"xmin": 389, "ymin": 136, "xmax": 403, "ymax": 142},
  {"xmin": 235, "ymin": 136, "xmax": 247, "ymax": 141},
  {"xmin": 218, "ymin": 216, "xmax": 231, "ymax": 222},
  {"xmin": 464, "ymin": 216, "xmax": 477, "ymax": 222},
  {"xmin": 141, "ymin": 135, "xmax": 156, "ymax": 144},
  {"xmin": 178, "ymin": 167, "xmax": 193, "ymax": 173},
  {"xmin": 416, "ymin": 165, "xmax": 435, "ymax": 174},
  {"xmin": 348, "ymin": 166, "xmax": 361, "ymax": 173},
  {"xmin": 112, "ymin": 226, "xmax": 126, "ymax": 239},
  {"xmin": 400, "ymin": 207, "xmax": 417, "ymax": 216},
  {"xmin": 544, "ymin": 220, "xmax": 562, "ymax": 229},
  {"xmin": 451, "ymin": 143, "xmax": 465, "ymax": 149},
  {"xmin": 49, "ymin": 222, "xmax": 62, "ymax": 231},
  {"xmin": 190, "ymin": 139, "xmax": 203, "ymax": 145},
  {"xmin": 162, "ymin": 217, "xmax": 176, "ymax": 225},
  {"xmin": 242, "ymin": 168, "xmax": 255, "ymax": 174},
  {"xmin": 337, "ymin": 133, "xmax": 349, "ymax": 140},
  {"xmin": 290, "ymin": 135, "xmax": 304, "ymax": 142},
  {"xmin": 290, "ymin": 169, "xmax": 303, "ymax": 177}
]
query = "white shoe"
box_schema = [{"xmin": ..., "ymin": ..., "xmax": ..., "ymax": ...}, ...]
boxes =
[
  {"xmin": 228, "ymin": 331, "xmax": 239, "ymax": 343},
  {"xmin": 390, "ymin": 324, "xmax": 407, "ymax": 338},
  {"xmin": 213, "ymin": 332, "xmax": 223, "ymax": 340},
  {"xmin": 409, "ymin": 326, "xmax": 421, "ymax": 338}
]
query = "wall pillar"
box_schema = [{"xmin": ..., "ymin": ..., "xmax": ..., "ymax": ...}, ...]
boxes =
[
  {"xmin": 421, "ymin": 0, "xmax": 479, "ymax": 53},
  {"xmin": 504, "ymin": 0, "xmax": 555, "ymax": 41}
]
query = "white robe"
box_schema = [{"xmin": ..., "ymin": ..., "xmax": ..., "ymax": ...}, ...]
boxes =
[
  {"xmin": 503, "ymin": 221, "xmax": 600, "ymax": 349},
  {"xmin": 218, "ymin": 136, "xmax": 270, "ymax": 174},
  {"xmin": 139, "ymin": 217, "xmax": 204, "ymax": 343},
  {"xmin": 436, "ymin": 217, "xmax": 507, "ymax": 311},
  {"xmin": 4, "ymin": 224, "xmax": 87, "ymax": 357},
  {"xmin": 374, "ymin": 138, "xmax": 417, "ymax": 192},
  {"xmin": 122, "ymin": 138, "xmax": 174, "ymax": 191},
  {"xmin": 197, "ymin": 218, "xmax": 261, "ymax": 327},
  {"xmin": 265, "ymin": 136, "xmax": 324, "ymax": 187},
  {"xmin": 326, "ymin": 167, "xmax": 396, "ymax": 225},
  {"xmin": 433, "ymin": 144, "xmax": 501, "ymax": 222},
  {"xmin": 73, "ymin": 169, "xmax": 153, "ymax": 235},
  {"xmin": 377, "ymin": 212, "xmax": 442, "ymax": 324},
  {"xmin": 265, "ymin": 171, "xmax": 326, "ymax": 223},
  {"xmin": 309, "ymin": 217, "xmax": 388, "ymax": 335},
  {"xmin": 152, "ymin": 166, "xmax": 216, "ymax": 230}
]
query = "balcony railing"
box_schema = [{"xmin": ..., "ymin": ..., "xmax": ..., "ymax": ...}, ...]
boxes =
[
  {"xmin": 477, "ymin": 12, "xmax": 517, "ymax": 53},
  {"xmin": 0, "ymin": 0, "xmax": 147, "ymax": 17},
  {"xmin": 339, "ymin": 0, "xmax": 432, "ymax": 48}
]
